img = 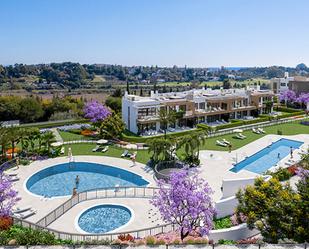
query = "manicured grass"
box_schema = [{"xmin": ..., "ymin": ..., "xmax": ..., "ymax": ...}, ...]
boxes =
[
  {"xmin": 58, "ymin": 131, "xmax": 90, "ymax": 142},
  {"xmin": 63, "ymin": 144, "xmax": 150, "ymax": 164},
  {"xmin": 62, "ymin": 119, "xmax": 309, "ymax": 164},
  {"xmin": 195, "ymin": 120, "xmax": 309, "ymax": 152}
]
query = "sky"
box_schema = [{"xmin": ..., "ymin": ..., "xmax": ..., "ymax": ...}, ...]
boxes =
[{"xmin": 1, "ymin": 0, "xmax": 309, "ymax": 67}]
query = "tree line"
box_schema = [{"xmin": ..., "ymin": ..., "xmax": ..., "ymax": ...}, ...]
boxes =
[
  {"xmin": 1, "ymin": 62, "xmax": 308, "ymax": 90},
  {"xmin": 0, "ymin": 95, "xmax": 84, "ymax": 123}
]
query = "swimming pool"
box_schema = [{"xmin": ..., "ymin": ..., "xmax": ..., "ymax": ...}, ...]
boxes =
[
  {"xmin": 77, "ymin": 204, "xmax": 132, "ymax": 233},
  {"xmin": 26, "ymin": 162, "xmax": 149, "ymax": 197},
  {"xmin": 230, "ymin": 138, "xmax": 303, "ymax": 174}
]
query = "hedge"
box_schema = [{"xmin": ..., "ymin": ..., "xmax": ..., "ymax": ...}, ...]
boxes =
[
  {"xmin": 20, "ymin": 119, "xmax": 89, "ymax": 129},
  {"xmin": 276, "ymin": 106, "xmax": 304, "ymax": 113},
  {"xmin": 121, "ymin": 128, "xmax": 203, "ymax": 143},
  {"xmin": 276, "ymin": 111, "xmax": 305, "ymax": 119}
]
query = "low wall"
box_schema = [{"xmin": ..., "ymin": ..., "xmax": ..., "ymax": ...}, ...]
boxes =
[
  {"xmin": 209, "ymin": 223, "xmax": 259, "ymax": 243},
  {"xmin": 222, "ymin": 176, "xmax": 271, "ymax": 199},
  {"xmin": 215, "ymin": 196, "xmax": 238, "ymax": 218}
]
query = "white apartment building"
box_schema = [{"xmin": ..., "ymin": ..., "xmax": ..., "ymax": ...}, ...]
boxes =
[
  {"xmin": 271, "ymin": 72, "xmax": 294, "ymax": 94},
  {"xmin": 122, "ymin": 88, "xmax": 274, "ymax": 135}
]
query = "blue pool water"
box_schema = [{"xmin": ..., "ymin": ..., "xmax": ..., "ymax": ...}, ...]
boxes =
[
  {"xmin": 78, "ymin": 204, "xmax": 131, "ymax": 233},
  {"xmin": 230, "ymin": 138, "xmax": 303, "ymax": 174},
  {"xmin": 26, "ymin": 162, "xmax": 149, "ymax": 197}
]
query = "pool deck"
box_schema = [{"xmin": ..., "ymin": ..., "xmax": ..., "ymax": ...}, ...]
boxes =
[
  {"xmin": 199, "ymin": 134, "xmax": 309, "ymax": 200},
  {"xmin": 10, "ymin": 156, "xmax": 156, "ymax": 223},
  {"xmin": 9, "ymin": 133, "xmax": 309, "ymax": 233},
  {"xmin": 48, "ymin": 198, "xmax": 162, "ymax": 234}
]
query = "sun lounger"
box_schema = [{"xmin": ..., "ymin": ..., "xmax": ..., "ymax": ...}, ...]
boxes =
[
  {"xmin": 5, "ymin": 172, "xmax": 18, "ymax": 177},
  {"xmin": 222, "ymin": 139, "xmax": 231, "ymax": 145},
  {"xmin": 13, "ymin": 206, "xmax": 32, "ymax": 214},
  {"xmin": 14, "ymin": 209, "xmax": 37, "ymax": 219},
  {"xmin": 92, "ymin": 145, "xmax": 101, "ymax": 152},
  {"xmin": 252, "ymin": 128, "xmax": 260, "ymax": 134},
  {"xmin": 235, "ymin": 133, "xmax": 246, "ymax": 139},
  {"xmin": 60, "ymin": 147, "xmax": 65, "ymax": 154},
  {"xmin": 10, "ymin": 176, "xmax": 19, "ymax": 182},
  {"xmin": 257, "ymin": 128, "xmax": 266, "ymax": 134},
  {"xmin": 216, "ymin": 140, "xmax": 228, "ymax": 147},
  {"xmin": 101, "ymin": 146, "xmax": 109, "ymax": 153},
  {"xmin": 121, "ymin": 150, "xmax": 129, "ymax": 157}
]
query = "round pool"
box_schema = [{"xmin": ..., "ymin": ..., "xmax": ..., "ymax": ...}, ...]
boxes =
[
  {"xmin": 77, "ymin": 204, "xmax": 132, "ymax": 233},
  {"xmin": 26, "ymin": 162, "xmax": 149, "ymax": 197}
]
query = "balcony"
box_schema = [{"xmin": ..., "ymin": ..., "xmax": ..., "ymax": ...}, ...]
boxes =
[
  {"xmin": 231, "ymin": 105, "xmax": 256, "ymax": 111},
  {"xmin": 137, "ymin": 115, "xmax": 160, "ymax": 123},
  {"xmin": 195, "ymin": 107, "xmax": 228, "ymax": 115}
]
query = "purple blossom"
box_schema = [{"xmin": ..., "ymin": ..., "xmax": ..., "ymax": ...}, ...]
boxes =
[
  {"xmin": 296, "ymin": 167, "xmax": 309, "ymax": 182},
  {"xmin": 279, "ymin": 90, "xmax": 296, "ymax": 103},
  {"xmin": 150, "ymin": 170, "xmax": 216, "ymax": 240},
  {"xmin": 83, "ymin": 100, "xmax": 111, "ymax": 123},
  {"xmin": 0, "ymin": 173, "xmax": 20, "ymax": 217},
  {"xmin": 296, "ymin": 92, "xmax": 309, "ymax": 104}
]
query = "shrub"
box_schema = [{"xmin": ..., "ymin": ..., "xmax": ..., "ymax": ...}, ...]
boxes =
[
  {"xmin": 213, "ymin": 216, "xmax": 233, "ymax": 229},
  {"xmin": 218, "ymin": 239, "xmax": 236, "ymax": 245},
  {"xmin": 237, "ymin": 237, "xmax": 260, "ymax": 244},
  {"xmin": 145, "ymin": 236, "xmax": 156, "ymax": 245},
  {"xmin": 117, "ymin": 234, "xmax": 134, "ymax": 242},
  {"xmin": 276, "ymin": 106, "xmax": 303, "ymax": 113},
  {"xmin": 287, "ymin": 165, "xmax": 298, "ymax": 175},
  {"xmin": 0, "ymin": 225, "xmax": 69, "ymax": 245},
  {"xmin": 268, "ymin": 167, "xmax": 293, "ymax": 181},
  {"xmin": 0, "ymin": 217, "xmax": 13, "ymax": 231},
  {"xmin": 80, "ymin": 129, "xmax": 94, "ymax": 136}
]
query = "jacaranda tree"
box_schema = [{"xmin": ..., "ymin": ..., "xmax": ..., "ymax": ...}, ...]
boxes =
[
  {"xmin": 279, "ymin": 90, "xmax": 296, "ymax": 104},
  {"xmin": 151, "ymin": 170, "xmax": 216, "ymax": 240},
  {"xmin": 83, "ymin": 100, "xmax": 111, "ymax": 124},
  {"xmin": 0, "ymin": 172, "xmax": 20, "ymax": 218},
  {"xmin": 296, "ymin": 92, "xmax": 309, "ymax": 109}
]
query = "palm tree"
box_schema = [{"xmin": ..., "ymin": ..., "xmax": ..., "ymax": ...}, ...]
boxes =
[
  {"xmin": 159, "ymin": 108, "xmax": 176, "ymax": 139},
  {"xmin": 0, "ymin": 127, "xmax": 9, "ymax": 159},
  {"xmin": 6, "ymin": 127, "xmax": 23, "ymax": 159},
  {"xmin": 41, "ymin": 131, "xmax": 56, "ymax": 154},
  {"xmin": 179, "ymin": 130, "xmax": 208, "ymax": 165},
  {"xmin": 148, "ymin": 138, "xmax": 173, "ymax": 162},
  {"xmin": 24, "ymin": 128, "xmax": 40, "ymax": 154}
]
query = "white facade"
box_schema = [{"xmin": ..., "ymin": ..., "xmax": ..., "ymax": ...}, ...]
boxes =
[
  {"xmin": 122, "ymin": 88, "xmax": 273, "ymax": 135},
  {"xmin": 271, "ymin": 72, "xmax": 294, "ymax": 94}
]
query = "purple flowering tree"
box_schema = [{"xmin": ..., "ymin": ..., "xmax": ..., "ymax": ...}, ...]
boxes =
[
  {"xmin": 151, "ymin": 170, "xmax": 216, "ymax": 240},
  {"xmin": 296, "ymin": 92, "xmax": 309, "ymax": 108},
  {"xmin": 0, "ymin": 173, "xmax": 20, "ymax": 217},
  {"xmin": 279, "ymin": 90, "xmax": 296, "ymax": 104},
  {"xmin": 83, "ymin": 100, "xmax": 111, "ymax": 124}
]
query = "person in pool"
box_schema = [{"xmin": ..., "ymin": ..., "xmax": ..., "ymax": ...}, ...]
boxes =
[{"xmin": 75, "ymin": 175, "xmax": 80, "ymax": 185}]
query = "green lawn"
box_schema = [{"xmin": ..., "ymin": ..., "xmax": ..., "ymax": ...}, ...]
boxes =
[
  {"xmin": 61, "ymin": 120, "xmax": 309, "ymax": 164},
  {"xmin": 195, "ymin": 120, "xmax": 309, "ymax": 152},
  {"xmin": 58, "ymin": 131, "xmax": 90, "ymax": 142},
  {"xmin": 63, "ymin": 144, "xmax": 150, "ymax": 164}
]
